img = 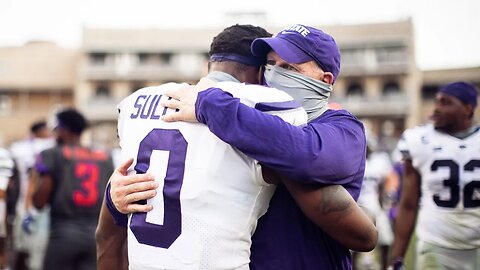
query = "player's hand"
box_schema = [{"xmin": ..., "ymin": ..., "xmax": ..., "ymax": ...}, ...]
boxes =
[
  {"xmin": 22, "ymin": 213, "xmax": 37, "ymax": 234},
  {"xmin": 387, "ymin": 258, "xmax": 405, "ymax": 270},
  {"xmin": 161, "ymin": 80, "xmax": 215, "ymax": 123},
  {"xmin": 109, "ymin": 158, "xmax": 158, "ymax": 214}
]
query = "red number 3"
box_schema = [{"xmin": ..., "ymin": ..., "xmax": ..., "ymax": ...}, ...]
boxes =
[{"xmin": 73, "ymin": 162, "xmax": 100, "ymax": 207}]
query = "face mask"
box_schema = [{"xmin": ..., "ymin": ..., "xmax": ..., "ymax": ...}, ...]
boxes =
[{"xmin": 264, "ymin": 64, "xmax": 332, "ymax": 122}]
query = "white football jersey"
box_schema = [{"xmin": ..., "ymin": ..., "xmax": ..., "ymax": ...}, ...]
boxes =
[
  {"xmin": 117, "ymin": 81, "xmax": 307, "ymax": 270},
  {"xmin": 357, "ymin": 151, "xmax": 392, "ymax": 214},
  {"xmin": 397, "ymin": 124, "xmax": 480, "ymax": 249},
  {"xmin": 9, "ymin": 137, "xmax": 55, "ymax": 212},
  {"xmin": 0, "ymin": 148, "xmax": 14, "ymax": 190}
]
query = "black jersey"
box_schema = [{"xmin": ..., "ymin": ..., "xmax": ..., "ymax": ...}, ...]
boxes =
[{"xmin": 36, "ymin": 145, "xmax": 114, "ymax": 227}]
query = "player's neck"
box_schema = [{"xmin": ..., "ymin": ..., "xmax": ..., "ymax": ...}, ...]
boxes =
[
  {"xmin": 60, "ymin": 137, "xmax": 81, "ymax": 146},
  {"xmin": 209, "ymin": 62, "xmax": 259, "ymax": 84},
  {"xmin": 439, "ymin": 122, "xmax": 477, "ymax": 139}
]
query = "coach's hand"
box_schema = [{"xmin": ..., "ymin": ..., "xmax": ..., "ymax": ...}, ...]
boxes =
[
  {"xmin": 162, "ymin": 78, "xmax": 216, "ymax": 123},
  {"xmin": 109, "ymin": 158, "xmax": 158, "ymax": 214}
]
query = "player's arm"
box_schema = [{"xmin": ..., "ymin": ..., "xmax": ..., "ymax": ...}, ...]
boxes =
[
  {"xmin": 163, "ymin": 87, "xmax": 365, "ymax": 185},
  {"xmin": 25, "ymin": 168, "xmax": 39, "ymax": 210},
  {"xmin": 30, "ymin": 149, "xmax": 56, "ymax": 210},
  {"xmin": 96, "ymin": 195, "xmax": 128, "ymax": 270},
  {"xmin": 389, "ymin": 159, "xmax": 420, "ymax": 266},
  {"xmin": 31, "ymin": 171, "xmax": 52, "ymax": 209},
  {"xmin": 263, "ymin": 168, "xmax": 377, "ymax": 252}
]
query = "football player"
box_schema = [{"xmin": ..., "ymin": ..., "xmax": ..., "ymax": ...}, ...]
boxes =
[
  {"xmin": 390, "ymin": 81, "xmax": 480, "ymax": 270},
  {"xmin": 32, "ymin": 109, "xmax": 114, "ymax": 270}
]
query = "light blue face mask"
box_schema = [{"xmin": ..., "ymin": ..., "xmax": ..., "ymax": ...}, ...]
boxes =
[{"xmin": 264, "ymin": 64, "xmax": 332, "ymax": 122}]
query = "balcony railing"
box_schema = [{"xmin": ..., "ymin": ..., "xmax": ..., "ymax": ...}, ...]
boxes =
[
  {"xmin": 83, "ymin": 64, "xmax": 203, "ymax": 81},
  {"xmin": 332, "ymin": 94, "xmax": 410, "ymax": 116},
  {"xmin": 79, "ymin": 97, "xmax": 123, "ymax": 121},
  {"xmin": 341, "ymin": 61, "xmax": 410, "ymax": 76}
]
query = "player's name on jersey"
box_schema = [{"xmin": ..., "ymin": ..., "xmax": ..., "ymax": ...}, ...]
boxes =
[
  {"xmin": 130, "ymin": 94, "xmax": 170, "ymax": 120},
  {"xmin": 62, "ymin": 146, "xmax": 109, "ymax": 161}
]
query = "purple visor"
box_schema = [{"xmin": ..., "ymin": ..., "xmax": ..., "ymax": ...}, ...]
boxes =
[{"xmin": 210, "ymin": 53, "xmax": 265, "ymax": 68}]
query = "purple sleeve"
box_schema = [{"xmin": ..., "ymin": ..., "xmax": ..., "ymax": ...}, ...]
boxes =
[
  {"xmin": 105, "ymin": 182, "xmax": 128, "ymax": 227},
  {"xmin": 196, "ymin": 88, "xmax": 366, "ymax": 185},
  {"xmin": 34, "ymin": 149, "xmax": 54, "ymax": 174}
]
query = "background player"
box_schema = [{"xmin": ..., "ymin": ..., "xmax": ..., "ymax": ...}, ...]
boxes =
[
  {"xmin": 389, "ymin": 81, "xmax": 479, "ymax": 270},
  {"xmin": 10, "ymin": 120, "xmax": 54, "ymax": 270},
  {"xmin": 32, "ymin": 108, "xmax": 114, "ymax": 270},
  {"xmin": 0, "ymin": 147, "xmax": 15, "ymax": 270},
  {"xmin": 354, "ymin": 132, "xmax": 394, "ymax": 270}
]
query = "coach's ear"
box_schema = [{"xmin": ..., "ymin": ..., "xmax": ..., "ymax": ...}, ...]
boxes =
[{"xmin": 322, "ymin": 72, "xmax": 334, "ymax": 85}]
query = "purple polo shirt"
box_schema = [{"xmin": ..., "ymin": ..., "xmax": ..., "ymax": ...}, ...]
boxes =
[{"xmin": 196, "ymin": 88, "xmax": 366, "ymax": 269}]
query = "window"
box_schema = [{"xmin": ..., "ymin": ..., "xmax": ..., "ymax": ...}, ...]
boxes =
[
  {"xmin": 341, "ymin": 48, "xmax": 364, "ymax": 67},
  {"xmin": 347, "ymin": 83, "xmax": 364, "ymax": 97},
  {"xmin": 95, "ymin": 84, "xmax": 111, "ymax": 98},
  {"xmin": 131, "ymin": 81, "xmax": 146, "ymax": 93},
  {"xmin": 159, "ymin": 53, "xmax": 172, "ymax": 64},
  {"xmin": 383, "ymin": 81, "xmax": 400, "ymax": 96},
  {"xmin": 422, "ymin": 85, "xmax": 439, "ymax": 100},
  {"xmin": 137, "ymin": 53, "xmax": 172, "ymax": 65},
  {"xmin": 202, "ymin": 52, "xmax": 210, "ymax": 61},
  {"xmin": 377, "ymin": 46, "xmax": 406, "ymax": 64},
  {"xmin": 138, "ymin": 53, "xmax": 150, "ymax": 64},
  {"xmin": 0, "ymin": 92, "xmax": 11, "ymax": 115},
  {"xmin": 90, "ymin": 53, "xmax": 107, "ymax": 65}
]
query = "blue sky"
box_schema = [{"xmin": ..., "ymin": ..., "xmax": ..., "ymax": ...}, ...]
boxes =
[{"xmin": 0, "ymin": 0, "xmax": 479, "ymax": 70}]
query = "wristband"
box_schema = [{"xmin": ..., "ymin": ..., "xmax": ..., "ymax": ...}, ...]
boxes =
[
  {"xmin": 105, "ymin": 182, "xmax": 128, "ymax": 227},
  {"xmin": 388, "ymin": 257, "xmax": 404, "ymax": 270}
]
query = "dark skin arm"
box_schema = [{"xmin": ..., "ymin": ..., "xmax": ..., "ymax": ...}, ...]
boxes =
[
  {"xmin": 96, "ymin": 197, "xmax": 128, "ymax": 270},
  {"xmin": 389, "ymin": 159, "xmax": 420, "ymax": 263},
  {"xmin": 262, "ymin": 167, "xmax": 378, "ymax": 252},
  {"xmin": 32, "ymin": 171, "xmax": 52, "ymax": 209}
]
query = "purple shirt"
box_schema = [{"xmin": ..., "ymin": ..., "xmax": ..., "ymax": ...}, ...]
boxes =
[
  {"xmin": 196, "ymin": 88, "xmax": 366, "ymax": 269},
  {"xmin": 250, "ymin": 185, "xmax": 353, "ymax": 270}
]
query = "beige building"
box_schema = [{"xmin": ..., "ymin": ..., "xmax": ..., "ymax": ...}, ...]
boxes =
[
  {"xmin": 322, "ymin": 19, "xmax": 420, "ymax": 151},
  {"xmin": 1, "ymin": 19, "xmax": 478, "ymax": 152},
  {"xmin": 76, "ymin": 28, "xmax": 220, "ymax": 148},
  {"xmin": 77, "ymin": 19, "xmax": 420, "ymax": 151},
  {"xmin": 0, "ymin": 41, "xmax": 77, "ymax": 145}
]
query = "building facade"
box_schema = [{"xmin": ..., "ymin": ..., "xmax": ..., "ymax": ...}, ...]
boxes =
[
  {"xmin": 77, "ymin": 20, "xmax": 420, "ymax": 151},
  {"xmin": 1, "ymin": 19, "xmax": 479, "ymax": 153},
  {"xmin": 0, "ymin": 41, "xmax": 76, "ymax": 145},
  {"xmin": 323, "ymin": 19, "xmax": 420, "ymax": 151}
]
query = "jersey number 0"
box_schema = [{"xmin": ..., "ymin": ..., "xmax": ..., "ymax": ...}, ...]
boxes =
[{"xmin": 130, "ymin": 128, "xmax": 187, "ymax": 248}]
